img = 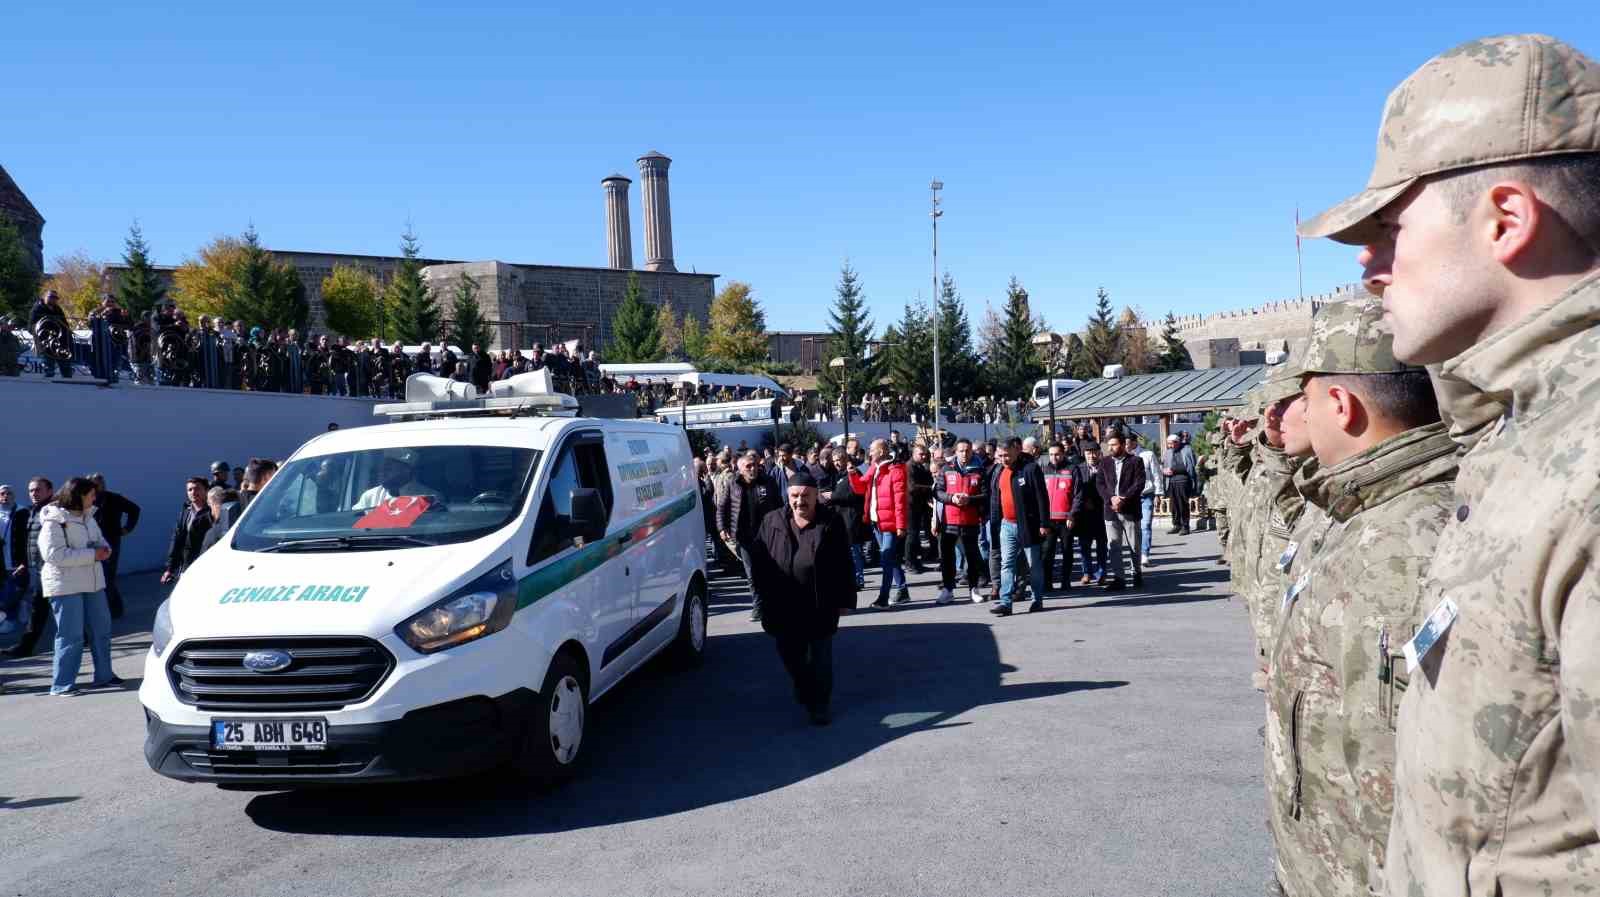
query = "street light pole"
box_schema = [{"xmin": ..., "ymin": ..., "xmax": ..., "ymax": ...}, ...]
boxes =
[
  {"xmin": 930, "ymin": 179, "xmax": 944, "ymax": 447},
  {"xmin": 830, "ymin": 355, "xmax": 849, "ymax": 446},
  {"xmin": 1033, "ymin": 331, "xmax": 1063, "ymax": 446}
]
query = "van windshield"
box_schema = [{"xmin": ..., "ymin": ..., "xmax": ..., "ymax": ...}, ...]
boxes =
[{"xmin": 231, "ymin": 446, "xmax": 542, "ymax": 552}]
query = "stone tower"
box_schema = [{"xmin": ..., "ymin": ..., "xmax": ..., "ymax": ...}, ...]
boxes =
[
  {"xmin": 636, "ymin": 150, "xmax": 676, "ymax": 273},
  {"xmin": 0, "ymin": 163, "xmax": 45, "ymax": 275},
  {"xmin": 601, "ymin": 174, "xmax": 633, "ymax": 270}
]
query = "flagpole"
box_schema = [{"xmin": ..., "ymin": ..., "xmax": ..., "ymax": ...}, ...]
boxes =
[{"xmin": 1295, "ymin": 206, "xmax": 1304, "ymax": 299}]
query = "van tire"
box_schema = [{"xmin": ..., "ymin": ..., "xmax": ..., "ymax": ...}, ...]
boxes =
[
  {"xmin": 670, "ymin": 581, "xmax": 708, "ymax": 668},
  {"xmin": 513, "ymin": 651, "xmax": 589, "ymax": 787}
]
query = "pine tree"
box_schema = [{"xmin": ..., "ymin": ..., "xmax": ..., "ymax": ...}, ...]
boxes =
[
  {"xmin": 0, "ymin": 216, "xmax": 39, "ymax": 320},
  {"xmin": 986, "ymin": 276, "xmax": 1044, "ymax": 398},
  {"xmin": 448, "ymin": 271, "xmax": 493, "ymax": 351},
  {"xmin": 224, "ymin": 226, "xmax": 308, "ymax": 332},
  {"xmin": 1083, "ymin": 287, "xmax": 1121, "ymax": 375},
  {"xmin": 1154, "ymin": 311, "xmax": 1194, "ymax": 372},
  {"xmin": 655, "ymin": 302, "xmax": 683, "ymax": 358},
  {"xmin": 115, "ymin": 221, "xmax": 166, "ymax": 318},
  {"xmin": 933, "ymin": 271, "xmax": 980, "ymax": 400},
  {"xmin": 818, "ymin": 262, "xmax": 877, "ymax": 405},
  {"xmin": 609, "ymin": 272, "xmax": 662, "ymax": 362},
  {"xmin": 886, "ymin": 300, "xmax": 934, "ymax": 397},
  {"xmin": 1065, "ymin": 333, "xmax": 1099, "ymax": 381},
  {"xmin": 706, "ymin": 281, "xmax": 768, "ymax": 364},
  {"xmin": 681, "ymin": 314, "xmax": 707, "ymax": 362},
  {"xmin": 386, "ymin": 227, "xmax": 439, "ymax": 344}
]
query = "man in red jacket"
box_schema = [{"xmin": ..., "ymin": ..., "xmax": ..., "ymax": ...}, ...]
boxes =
[{"xmin": 864, "ymin": 438, "xmax": 910, "ymax": 609}]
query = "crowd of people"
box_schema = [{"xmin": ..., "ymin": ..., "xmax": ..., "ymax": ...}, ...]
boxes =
[{"xmin": 692, "ymin": 425, "xmax": 1204, "ymax": 723}]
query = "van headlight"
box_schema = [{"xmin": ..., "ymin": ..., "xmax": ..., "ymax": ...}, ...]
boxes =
[
  {"xmin": 152, "ymin": 599, "xmax": 175, "ymax": 658},
  {"xmin": 396, "ymin": 560, "xmax": 519, "ymax": 654}
]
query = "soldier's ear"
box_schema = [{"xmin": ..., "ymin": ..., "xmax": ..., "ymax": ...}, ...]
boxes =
[{"xmin": 1323, "ymin": 382, "xmax": 1362, "ymax": 435}]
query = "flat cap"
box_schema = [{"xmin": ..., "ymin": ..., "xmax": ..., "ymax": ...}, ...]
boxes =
[{"xmin": 1300, "ymin": 34, "xmax": 1600, "ymax": 245}]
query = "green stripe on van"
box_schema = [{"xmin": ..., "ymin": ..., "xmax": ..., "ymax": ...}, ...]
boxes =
[{"xmin": 515, "ymin": 490, "xmax": 698, "ymax": 611}]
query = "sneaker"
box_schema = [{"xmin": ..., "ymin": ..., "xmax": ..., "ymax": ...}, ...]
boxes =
[
  {"xmin": 895, "ymin": 588, "xmax": 912, "ymax": 604},
  {"xmin": 968, "ymin": 588, "xmax": 983, "ymax": 604},
  {"xmin": 51, "ymin": 688, "xmax": 81, "ymax": 697},
  {"xmin": 1028, "ymin": 599, "xmax": 1044, "ymax": 613},
  {"xmin": 870, "ymin": 598, "xmax": 889, "ymax": 610},
  {"xmin": 935, "ymin": 588, "xmax": 954, "ymax": 605},
  {"xmin": 989, "ymin": 604, "xmax": 1013, "ymax": 616},
  {"xmin": 91, "ymin": 676, "xmax": 125, "ymax": 689}
]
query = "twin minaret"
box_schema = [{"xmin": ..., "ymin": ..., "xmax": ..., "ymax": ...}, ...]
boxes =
[{"xmin": 601, "ymin": 151, "xmax": 675, "ymax": 273}]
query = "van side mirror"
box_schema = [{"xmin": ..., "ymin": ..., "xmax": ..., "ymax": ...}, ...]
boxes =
[{"xmin": 567, "ymin": 488, "xmax": 608, "ymax": 544}]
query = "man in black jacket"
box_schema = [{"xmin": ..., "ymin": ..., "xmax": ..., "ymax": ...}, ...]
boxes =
[
  {"xmin": 1095, "ymin": 430, "xmax": 1147, "ymax": 590},
  {"xmin": 825, "ymin": 447, "xmax": 868, "ymax": 589},
  {"xmin": 905, "ymin": 443, "xmax": 936, "ymax": 574},
  {"xmin": 89, "ymin": 474, "xmax": 141, "ymax": 620},
  {"xmin": 748, "ymin": 470, "xmax": 856, "ymax": 725},
  {"xmin": 1073, "ymin": 442, "xmax": 1109, "ymax": 585},
  {"xmin": 988, "ymin": 437, "xmax": 1051, "ymax": 616},
  {"xmin": 162, "ymin": 478, "xmax": 214, "ymax": 584},
  {"xmin": 716, "ymin": 451, "xmax": 782, "ymax": 622},
  {"xmin": 0, "ymin": 478, "xmax": 54, "ymax": 658}
]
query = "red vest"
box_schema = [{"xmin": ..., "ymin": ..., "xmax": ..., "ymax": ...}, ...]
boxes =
[
  {"xmin": 942, "ymin": 469, "xmax": 984, "ymax": 527},
  {"xmin": 1044, "ymin": 471, "xmax": 1074, "ymax": 521}
]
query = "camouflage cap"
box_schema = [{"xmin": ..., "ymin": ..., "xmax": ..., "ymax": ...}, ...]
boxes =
[
  {"xmin": 1300, "ymin": 34, "xmax": 1600, "ymax": 245},
  {"xmin": 1299, "ymin": 299, "xmax": 1421, "ymax": 376},
  {"xmin": 1259, "ymin": 344, "xmax": 1307, "ymax": 405}
]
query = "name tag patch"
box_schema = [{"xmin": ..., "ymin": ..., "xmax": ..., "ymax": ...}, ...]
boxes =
[
  {"xmin": 1281, "ymin": 572, "xmax": 1310, "ymax": 611},
  {"xmin": 1403, "ymin": 596, "xmax": 1459, "ymax": 673}
]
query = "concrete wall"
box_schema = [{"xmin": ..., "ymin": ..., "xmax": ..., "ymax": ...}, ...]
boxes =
[{"xmin": 1, "ymin": 379, "xmax": 383, "ymax": 573}]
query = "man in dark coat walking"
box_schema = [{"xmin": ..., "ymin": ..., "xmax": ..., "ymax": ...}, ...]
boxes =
[
  {"xmin": 749, "ymin": 470, "xmax": 856, "ymax": 725},
  {"xmin": 1095, "ymin": 429, "xmax": 1147, "ymax": 590},
  {"xmin": 715, "ymin": 450, "xmax": 782, "ymax": 622},
  {"xmin": 89, "ymin": 474, "xmax": 140, "ymax": 620}
]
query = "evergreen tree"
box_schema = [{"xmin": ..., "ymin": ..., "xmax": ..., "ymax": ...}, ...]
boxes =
[
  {"xmin": 933, "ymin": 271, "xmax": 980, "ymax": 400},
  {"xmin": 115, "ymin": 221, "xmax": 166, "ymax": 318},
  {"xmin": 224, "ymin": 226, "xmax": 308, "ymax": 332},
  {"xmin": 320, "ymin": 265, "xmax": 382, "ymax": 338},
  {"xmin": 885, "ymin": 300, "xmax": 935, "ymax": 397},
  {"xmin": 1065, "ymin": 333, "xmax": 1099, "ymax": 381},
  {"xmin": 0, "ymin": 216, "xmax": 39, "ymax": 320},
  {"xmin": 609, "ymin": 272, "xmax": 662, "ymax": 362},
  {"xmin": 386, "ymin": 227, "xmax": 439, "ymax": 344},
  {"xmin": 1154, "ymin": 311, "xmax": 1194, "ymax": 372},
  {"xmin": 986, "ymin": 276, "xmax": 1044, "ymax": 398},
  {"xmin": 447, "ymin": 271, "xmax": 493, "ymax": 352},
  {"xmin": 818, "ymin": 262, "xmax": 878, "ymax": 405},
  {"xmin": 681, "ymin": 314, "xmax": 707, "ymax": 362},
  {"xmin": 1083, "ymin": 287, "xmax": 1121, "ymax": 375},
  {"xmin": 706, "ymin": 281, "xmax": 768, "ymax": 364}
]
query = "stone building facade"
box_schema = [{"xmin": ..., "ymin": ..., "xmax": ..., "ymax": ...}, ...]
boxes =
[{"xmin": 0, "ymin": 164, "xmax": 45, "ymax": 274}]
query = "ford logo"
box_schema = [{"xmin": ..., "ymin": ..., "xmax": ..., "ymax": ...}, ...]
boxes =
[{"xmin": 242, "ymin": 650, "xmax": 293, "ymax": 673}]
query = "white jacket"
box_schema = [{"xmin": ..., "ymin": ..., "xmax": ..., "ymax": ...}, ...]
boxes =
[{"xmin": 37, "ymin": 504, "xmax": 107, "ymax": 598}]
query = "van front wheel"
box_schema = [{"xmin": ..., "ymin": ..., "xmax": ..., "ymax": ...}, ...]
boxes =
[{"xmin": 514, "ymin": 652, "xmax": 588, "ymax": 786}]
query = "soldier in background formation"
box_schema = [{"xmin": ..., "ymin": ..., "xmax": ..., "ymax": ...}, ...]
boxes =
[{"xmin": 1239, "ymin": 32, "xmax": 1600, "ymax": 897}]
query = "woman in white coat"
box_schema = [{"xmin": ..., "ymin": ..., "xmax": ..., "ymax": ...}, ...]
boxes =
[{"xmin": 38, "ymin": 477, "xmax": 118, "ymax": 696}]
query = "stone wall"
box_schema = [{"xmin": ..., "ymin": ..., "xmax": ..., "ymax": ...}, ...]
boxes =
[{"xmin": 0, "ymin": 165, "xmax": 45, "ymax": 274}]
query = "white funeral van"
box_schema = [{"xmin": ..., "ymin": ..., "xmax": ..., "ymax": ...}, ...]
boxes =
[{"xmin": 140, "ymin": 373, "xmax": 709, "ymax": 787}]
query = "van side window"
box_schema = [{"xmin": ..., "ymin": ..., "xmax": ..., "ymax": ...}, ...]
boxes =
[{"xmin": 527, "ymin": 437, "xmax": 613, "ymax": 566}]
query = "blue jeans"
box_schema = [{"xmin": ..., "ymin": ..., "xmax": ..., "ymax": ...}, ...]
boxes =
[
  {"xmin": 849, "ymin": 543, "xmax": 866, "ymax": 585},
  {"xmin": 999, "ymin": 521, "xmax": 1045, "ymax": 607},
  {"xmin": 875, "ymin": 530, "xmax": 905, "ymax": 601},
  {"xmin": 1140, "ymin": 496, "xmax": 1155, "ymax": 558},
  {"xmin": 50, "ymin": 591, "xmax": 113, "ymax": 694}
]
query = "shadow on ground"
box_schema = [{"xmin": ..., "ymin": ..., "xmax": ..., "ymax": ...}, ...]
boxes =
[{"xmin": 244, "ymin": 620, "xmax": 1125, "ymax": 838}]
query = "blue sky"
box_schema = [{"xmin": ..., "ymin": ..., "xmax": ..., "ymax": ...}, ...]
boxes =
[{"xmin": 6, "ymin": 4, "xmax": 1597, "ymax": 333}]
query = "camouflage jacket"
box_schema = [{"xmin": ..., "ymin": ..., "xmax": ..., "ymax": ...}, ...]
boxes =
[
  {"xmin": 1265, "ymin": 423, "xmax": 1458, "ymax": 897},
  {"xmin": 1388, "ymin": 271, "xmax": 1600, "ymax": 896},
  {"xmin": 1205, "ymin": 432, "xmax": 1251, "ymax": 510},
  {"xmin": 1233, "ymin": 436, "xmax": 1306, "ymax": 656}
]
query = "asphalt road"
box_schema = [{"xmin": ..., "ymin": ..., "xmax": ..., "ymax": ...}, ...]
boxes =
[{"xmin": 1, "ymin": 530, "xmax": 1268, "ymax": 897}]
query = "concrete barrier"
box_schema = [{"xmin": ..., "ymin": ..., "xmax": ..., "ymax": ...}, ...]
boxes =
[{"xmin": 0, "ymin": 378, "xmax": 382, "ymax": 573}]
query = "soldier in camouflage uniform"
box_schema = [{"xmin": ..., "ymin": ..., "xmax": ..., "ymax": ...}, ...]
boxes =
[
  {"xmin": 1297, "ymin": 34, "xmax": 1600, "ymax": 897},
  {"xmin": 1263, "ymin": 300, "xmax": 1458, "ymax": 897},
  {"xmin": 1229, "ymin": 373, "xmax": 1310, "ymax": 687}
]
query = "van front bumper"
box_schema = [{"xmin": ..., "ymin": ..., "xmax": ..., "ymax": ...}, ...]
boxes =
[{"xmin": 143, "ymin": 689, "xmax": 538, "ymax": 786}]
